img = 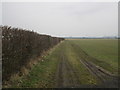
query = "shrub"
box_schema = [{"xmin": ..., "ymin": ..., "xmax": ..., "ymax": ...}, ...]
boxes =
[{"xmin": 1, "ymin": 26, "xmax": 64, "ymax": 82}]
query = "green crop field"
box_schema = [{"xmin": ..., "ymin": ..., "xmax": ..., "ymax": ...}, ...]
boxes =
[
  {"xmin": 68, "ymin": 39, "xmax": 118, "ymax": 75},
  {"xmin": 7, "ymin": 39, "xmax": 118, "ymax": 88}
]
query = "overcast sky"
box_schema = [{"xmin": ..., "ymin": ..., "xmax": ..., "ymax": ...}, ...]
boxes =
[
  {"xmin": 2, "ymin": 2, "xmax": 118, "ymax": 37},
  {"xmin": 0, "ymin": 2, "xmax": 2, "ymax": 25}
]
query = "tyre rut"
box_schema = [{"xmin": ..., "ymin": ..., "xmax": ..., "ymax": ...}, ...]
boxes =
[
  {"xmin": 71, "ymin": 43, "xmax": 118, "ymax": 88},
  {"xmin": 56, "ymin": 50, "xmax": 81, "ymax": 88}
]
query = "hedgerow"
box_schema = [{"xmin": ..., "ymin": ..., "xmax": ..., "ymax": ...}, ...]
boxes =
[{"xmin": 1, "ymin": 26, "xmax": 64, "ymax": 82}]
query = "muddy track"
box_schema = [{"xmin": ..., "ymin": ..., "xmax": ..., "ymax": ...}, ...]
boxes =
[
  {"xmin": 56, "ymin": 53, "xmax": 64, "ymax": 87},
  {"xmin": 55, "ymin": 42, "xmax": 118, "ymax": 88},
  {"xmin": 70, "ymin": 43, "xmax": 118, "ymax": 88},
  {"xmin": 56, "ymin": 51, "xmax": 81, "ymax": 88},
  {"xmin": 64, "ymin": 55, "xmax": 81, "ymax": 87},
  {"xmin": 79, "ymin": 59, "xmax": 118, "ymax": 88}
]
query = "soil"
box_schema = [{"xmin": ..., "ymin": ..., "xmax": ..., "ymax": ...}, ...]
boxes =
[
  {"xmin": 79, "ymin": 58, "xmax": 118, "ymax": 88},
  {"xmin": 55, "ymin": 50, "xmax": 81, "ymax": 88},
  {"xmin": 55, "ymin": 43, "xmax": 118, "ymax": 88}
]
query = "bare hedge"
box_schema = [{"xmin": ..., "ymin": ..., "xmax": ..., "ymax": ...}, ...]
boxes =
[{"xmin": 1, "ymin": 26, "xmax": 64, "ymax": 82}]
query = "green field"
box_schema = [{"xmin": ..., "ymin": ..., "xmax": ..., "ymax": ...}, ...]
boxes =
[
  {"xmin": 8, "ymin": 39, "xmax": 118, "ymax": 88},
  {"xmin": 68, "ymin": 39, "xmax": 118, "ymax": 75}
]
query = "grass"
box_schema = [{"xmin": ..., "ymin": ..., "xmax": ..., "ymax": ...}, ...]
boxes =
[
  {"xmin": 10, "ymin": 42, "xmax": 63, "ymax": 88},
  {"xmin": 8, "ymin": 39, "xmax": 118, "ymax": 88},
  {"xmin": 67, "ymin": 39, "xmax": 118, "ymax": 75},
  {"xmin": 10, "ymin": 40, "xmax": 99, "ymax": 88},
  {"xmin": 63, "ymin": 41, "xmax": 98, "ymax": 84}
]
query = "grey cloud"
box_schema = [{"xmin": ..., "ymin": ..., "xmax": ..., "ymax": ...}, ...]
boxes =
[{"xmin": 2, "ymin": 2, "xmax": 118, "ymax": 37}]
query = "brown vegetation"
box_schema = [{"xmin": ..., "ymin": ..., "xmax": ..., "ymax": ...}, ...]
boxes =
[{"xmin": 1, "ymin": 26, "xmax": 64, "ymax": 83}]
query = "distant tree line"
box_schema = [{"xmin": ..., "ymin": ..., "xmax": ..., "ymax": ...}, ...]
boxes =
[
  {"xmin": 1, "ymin": 26, "xmax": 64, "ymax": 83},
  {"xmin": 64, "ymin": 36, "xmax": 118, "ymax": 39}
]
